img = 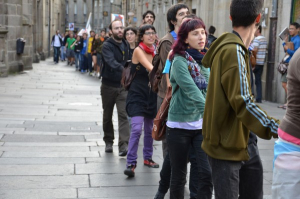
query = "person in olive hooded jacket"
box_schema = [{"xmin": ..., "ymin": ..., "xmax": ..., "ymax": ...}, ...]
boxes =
[{"xmin": 201, "ymin": 0, "xmax": 279, "ymax": 199}]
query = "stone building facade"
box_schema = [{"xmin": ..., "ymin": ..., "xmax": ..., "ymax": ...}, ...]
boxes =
[{"xmin": 0, "ymin": 0, "xmax": 66, "ymax": 77}]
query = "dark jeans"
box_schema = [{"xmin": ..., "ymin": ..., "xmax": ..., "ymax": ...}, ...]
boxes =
[
  {"xmin": 253, "ymin": 65, "xmax": 264, "ymax": 102},
  {"xmin": 80, "ymin": 54, "xmax": 88, "ymax": 71},
  {"xmin": 88, "ymin": 53, "xmax": 93, "ymax": 72},
  {"xmin": 101, "ymin": 83, "xmax": 130, "ymax": 151},
  {"xmin": 167, "ymin": 127, "xmax": 213, "ymax": 199},
  {"xmin": 97, "ymin": 53, "xmax": 103, "ymax": 74},
  {"xmin": 53, "ymin": 46, "xmax": 60, "ymax": 63},
  {"xmin": 74, "ymin": 52, "xmax": 81, "ymax": 69},
  {"xmin": 208, "ymin": 142, "xmax": 263, "ymax": 199}
]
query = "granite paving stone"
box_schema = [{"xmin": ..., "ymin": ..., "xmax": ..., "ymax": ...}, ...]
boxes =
[
  {"xmin": 0, "ymin": 189, "xmax": 77, "ymax": 199},
  {"xmin": 2, "ymin": 151, "xmax": 100, "ymax": 158},
  {"xmin": 59, "ymin": 132, "xmax": 100, "ymax": 136},
  {"xmin": 13, "ymin": 131, "xmax": 58, "ymax": 135},
  {"xmin": 1, "ymin": 134, "xmax": 85, "ymax": 142},
  {"xmin": 4, "ymin": 142, "xmax": 97, "ymax": 146},
  {"xmin": 0, "ymin": 158, "xmax": 85, "ymax": 165},
  {"xmin": 0, "ymin": 164, "xmax": 74, "ymax": 175},
  {"xmin": 0, "ymin": 146, "xmax": 90, "ymax": 152},
  {"xmin": 0, "ymin": 175, "xmax": 89, "ymax": 189}
]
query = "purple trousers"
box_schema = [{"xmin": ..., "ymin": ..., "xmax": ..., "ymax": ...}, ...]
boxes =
[{"xmin": 127, "ymin": 116, "xmax": 154, "ymax": 166}]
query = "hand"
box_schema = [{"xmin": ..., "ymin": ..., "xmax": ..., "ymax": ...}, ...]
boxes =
[
  {"xmin": 283, "ymin": 45, "xmax": 288, "ymax": 51},
  {"xmin": 284, "ymin": 35, "xmax": 289, "ymax": 43}
]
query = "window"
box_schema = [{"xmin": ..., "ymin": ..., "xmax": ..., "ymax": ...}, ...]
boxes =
[
  {"xmin": 66, "ymin": 2, "xmax": 69, "ymax": 15},
  {"xmin": 84, "ymin": 2, "xmax": 87, "ymax": 15},
  {"xmin": 74, "ymin": 3, "xmax": 77, "ymax": 15}
]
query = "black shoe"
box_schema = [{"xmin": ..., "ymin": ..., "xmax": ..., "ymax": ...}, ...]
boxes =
[
  {"xmin": 124, "ymin": 164, "xmax": 136, "ymax": 177},
  {"xmin": 119, "ymin": 150, "xmax": 127, "ymax": 157},
  {"xmin": 105, "ymin": 143, "xmax": 113, "ymax": 153},
  {"xmin": 154, "ymin": 191, "xmax": 165, "ymax": 199}
]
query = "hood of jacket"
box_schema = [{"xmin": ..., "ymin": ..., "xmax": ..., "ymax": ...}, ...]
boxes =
[{"xmin": 202, "ymin": 33, "xmax": 248, "ymax": 69}]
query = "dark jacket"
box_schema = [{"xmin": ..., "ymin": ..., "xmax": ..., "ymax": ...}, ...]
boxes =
[
  {"xmin": 101, "ymin": 38, "xmax": 130, "ymax": 88},
  {"xmin": 74, "ymin": 39, "xmax": 83, "ymax": 53},
  {"xmin": 207, "ymin": 34, "xmax": 217, "ymax": 48},
  {"xmin": 51, "ymin": 34, "xmax": 63, "ymax": 47},
  {"xmin": 201, "ymin": 32, "xmax": 279, "ymax": 161}
]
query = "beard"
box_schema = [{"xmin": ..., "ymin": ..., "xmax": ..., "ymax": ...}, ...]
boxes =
[{"xmin": 112, "ymin": 31, "xmax": 123, "ymax": 41}]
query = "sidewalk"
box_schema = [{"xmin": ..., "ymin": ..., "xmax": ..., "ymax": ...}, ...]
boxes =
[{"xmin": 0, "ymin": 59, "xmax": 286, "ymax": 198}]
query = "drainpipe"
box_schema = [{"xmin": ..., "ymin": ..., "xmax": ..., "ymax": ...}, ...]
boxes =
[
  {"xmin": 48, "ymin": 0, "xmax": 51, "ymax": 57},
  {"xmin": 265, "ymin": 0, "xmax": 278, "ymax": 101}
]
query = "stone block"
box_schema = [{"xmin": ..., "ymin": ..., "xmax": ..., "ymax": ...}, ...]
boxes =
[
  {"xmin": 0, "ymin": 189, "xmax": 77, "ymax": 199},
  {"xmin": 7, "ymin": 4, "xmax": 17, "ymax": 15},
  {"xmin": 0, "ymin": 164, "xmax": 74, "ymax": 175},
  {"xmin": 0, "ymin": 175, "xmax": 89, "ymax": 189},
  {"xmin": 7, "ymin": 15, "xmax": 22, "ymax": 26},
  {"xmin": 22, "ymin": 56, "xmax": 33, "ymax": 70},
  {"xmin": 85, "ymin": 134, "xmax": 102, "ymax": 142},
  {"xmin": 0, "ymin": 134, "xmax": 85, "ymax": 142},
  {"xmin": 59, "ymin": 132, "xmax": 99, "ymax": 136},
  {"xmin": 0, "ymin": 157, "xmax": 85, "ymax": 165},
  {"xmin": 4, "ymin": 142, "xmax": 97, "ymax": 147},
  {"xmin": 16, "ymin": 5, "xmax": 22, "ymax": 15},
  {"xmin": 1, "ymin": 151, "xmax": 100, "ymax": 158},
  {"xmin": 13, "ymin": 131, "xmax": 57, "ymax": 135}
]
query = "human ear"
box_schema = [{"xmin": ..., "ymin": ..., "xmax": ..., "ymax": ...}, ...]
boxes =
[
  {"xmin": 255, "ymin": 13, "xmax": 261, "ymax": 24},
  {"xmin": 229, "ymin": 15, "xmax": 232, "ymax": 21}
]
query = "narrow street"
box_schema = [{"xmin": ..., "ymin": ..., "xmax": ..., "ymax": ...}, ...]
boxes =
[{"xmin": 0, "ymin": 59, "xmax": 285, "ymax": 199}]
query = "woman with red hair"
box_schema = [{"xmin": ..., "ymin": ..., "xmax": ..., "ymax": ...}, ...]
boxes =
[{"xmin": 167, "ymin": 18, "xmax": 213, "ymax": 198}]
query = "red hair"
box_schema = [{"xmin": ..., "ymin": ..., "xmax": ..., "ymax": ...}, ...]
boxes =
[{"xmin": 170, "ymin": 19, "xmax": 207, "ymax": 60}]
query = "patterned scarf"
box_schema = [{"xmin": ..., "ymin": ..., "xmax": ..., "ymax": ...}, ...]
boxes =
[
  {"xmin": 185, "ymin": 48, "xmax": 208, "ymax": 90},
  {"xmin": 139, "ymin": 42, "xmax": 155, "ymax": 57}
]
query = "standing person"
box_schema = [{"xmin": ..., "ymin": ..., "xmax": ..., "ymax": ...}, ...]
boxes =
[
  {"xmin": 124, "ymin": 27, "xmax": 138, "ymax": 58},
  {"xmin": 101, "ymin": 20, "xmax": 130, "ymax": 157},
  {"xmin": 166, "ymin": 18, "xmax": 213, "ymax": 199},
  {"xmin": 94, "ymin": 33, "xmax": 105, "ymax": 78},
  {"xmin": 100, "ymin": 29, "xmax": 106, "ymax": 41},
  {"xmin": 65, "ymin": 33, "xmax": 76, "ymax": 66},
  {"xmin": 272, "ymin": 48, "xmax": 300, "ymax": 199},
  {"xmin": 87, "ymin": 30, "xmax": 95, "ymax": 75},
  {"xmin": 80, "ymin": 33, "xmax": 88, "ymax": 73},
  {"xmin": 201, "ymin": 1, "xmax": 280, "ymax": 199},
  {"xmin": 64, "ymin": 30, "xmax": 72, "ymax": 65},
  {"xmin": 252, "ymin": 25, "xmax": 267, "ymax": 103},
  {"xmin": 142, "ymin": 10, "xmax": 155, "ymax": 25},
  {"xmin": 206, "ymin": 26, "xmax": 217, "ymax": 48},
  {"xmin": 51, "ymin": 30, "xmax": 62, "ymax": 64},
  {"xmin": 279, "ymin": 22, "xmax": 300, "ymax": 109},
  {"xmin": 124, "ymin": 25, "xmax": 159, "ymax": 177},
  {"xmin": 60, "ymin": 33, "xmax": 66, "ymax": 61},
  {"xmin": 91, "ymin": 34, "xmax": 99, "ymax": 77},
  {"xmin": 74, "ymin": 35, "xmax": 83, "ymax": 71}
]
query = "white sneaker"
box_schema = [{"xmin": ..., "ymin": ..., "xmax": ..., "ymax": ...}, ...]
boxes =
[{"xmin": 97, "ymin": 72, "xmax": 100, "ymax": 77}]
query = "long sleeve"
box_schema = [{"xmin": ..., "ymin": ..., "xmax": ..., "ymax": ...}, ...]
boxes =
[{"xmin": 101, "ymin": 42, "xmax": 123, "ymax": 71}]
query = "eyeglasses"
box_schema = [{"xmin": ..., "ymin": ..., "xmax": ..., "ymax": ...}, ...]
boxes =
[
  {"xmin": 126, "ymin": 32, "xmax": 135, "ymax": 36},
  {"xmin": 144, "ymin": 32, "xmax": 156, "ymax": 36}
]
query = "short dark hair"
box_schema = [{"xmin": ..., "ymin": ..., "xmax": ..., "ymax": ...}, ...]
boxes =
[
  {"xmin": 257, "ymin": 25, "xmax": 262, "ymax": 33},
  {"xmin": 208, "ymin": 26, "xmax": 216, "ymax": 34},
  {"xmin": 109, "ymin": 19, "xmax": 123, "ymax": 30},
  {"xmin": 124, "ymin": 27, "xmax": 138, "ymax": 39},
  {"xmin": 137, "ymin": 25, "xmax": 156, "ymax": 44},
  {"xmin": 230, "ymin": 0, "xmax": 263, "ymax": 27},
  {"xmin": 90, "ymin": 30, "xmax": 95, "ymax": 34},
  {"xmin": 290, "ymin": 22, "xmax": 300, "ymax": 29},
  {"xmin": 167, "ymin": 4, "xmax": 189, "ymax": 32},
  {"xmin": 183, "ymin": 14, "xmax": 203, "ymax": 21},
  {"xmin": 100, "ymin": 29, "xmax": 106, "ymax": 33},
  {"xmin": 142, "ymin": 10, "xmax": 155, "ymax": 20}
]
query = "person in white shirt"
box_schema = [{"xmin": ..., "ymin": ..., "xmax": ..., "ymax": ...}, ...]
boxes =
[{"xmin": 51, "ymin": 30, "xmax": 62, "ymax": 64}]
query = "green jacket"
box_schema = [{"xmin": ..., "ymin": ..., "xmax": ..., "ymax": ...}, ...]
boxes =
[
  {"xmin": 201, "ymin": 32, "xmax": 279, "ymax": 161},
  {"xmin": 168, "ymin": 55, "xmax": 210, "ymax": 122}
]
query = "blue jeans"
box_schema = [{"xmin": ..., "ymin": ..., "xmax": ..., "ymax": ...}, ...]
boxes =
[
  {"xmin": 208, "ymin": 142, "xmax": 263, "ymax": 199},
  {"xmin": 75, "ymin": 52, "xmax": 81, "ymax": 69},
  {"xmin": 88, "ymin": 53, "xmax": 93, "ymax": 72},
  {"xmin": 253, "ymin": 65, "xmax": 263, "ymax": 102},
  {"xmin": 80, "ymin": 54, "xmax": 88, "ymax": 71},
  {"xmin": 167, "ymin": 127, "xmax": 213, "ymax": 199},
  {"xmin": 60, "ymin": 46, "xmax": 65, "ymax": 61},
  {"xmin": 53, "ymin": 47, "xmax": 60, "ymax": 63}
]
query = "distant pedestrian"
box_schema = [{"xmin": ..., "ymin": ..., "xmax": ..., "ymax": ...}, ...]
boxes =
[
  {"xmin": 124, "ymin": 25, "xmax": 158, "ymax": 178},
  {"xmin": 87, "ymin": 30, "xmax": 95, "ymax": 75},
  {"xmin": 101, "ymin": 20, "xmax": 130, "ymax": 157},
  {"xmin": 91, "ymin": 34, "xmax": 100, "ymax": 77},
  {"xmin": 65, "ymin": 33, "xmax": 76, "ymax": 66},
  {"xmin": 272, "ymin": 48, "xmax": 300, "ymax": 199},
  {"xmin": 124, "ymin": 27, "xmax": 138, "ymax": 59},
  {"xmin": 74, "ymin": 35, "xmax": 83, "ymax": 71},
  {"xmin": 80, "ymin": 33, "xmax": 88, "ymax": 73},
  {"xmin": 252, "ymin": 25, "xmax": 267, "ymax": 103},
  {"xmin": 51, "ymin": 30, "xmax": 62, "ymax": 64},
  {"xmin": 206, "ymin": 25, "xmax": 217, "ymax": 48},
  {"xmin": 201, "ymin": 1, "xmax": 280, "ymax": 198}
]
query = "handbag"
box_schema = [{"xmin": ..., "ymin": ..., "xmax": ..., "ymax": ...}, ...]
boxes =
[
  {"xmin": 277, "ymin": 61, "xmax": 288, "ymax": 75},
  {"xmin": 121, "ymin": 61, "xmax": 139, "ymax": 90},
  {"xmin": 152, "ymin": 86, "xmax": 179, "ymax": 141}
]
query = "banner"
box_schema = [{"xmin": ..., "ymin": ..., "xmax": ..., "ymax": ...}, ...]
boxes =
[
  {"xmin": 111, "ymin": 14, "xmax": 125, "ymax": 26},
  {"xmin": 69, "ymin": 23, "xmax": 74, "ymax": 31}
]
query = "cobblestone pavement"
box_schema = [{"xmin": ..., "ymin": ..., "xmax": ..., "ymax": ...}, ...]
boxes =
[{"xmin": 0, "ymin": 59, "xmax": 285, "ymax": 198}]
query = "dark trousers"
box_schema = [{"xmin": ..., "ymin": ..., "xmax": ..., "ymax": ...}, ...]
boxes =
[
  {"xmin": 101, "ymin": 83, "xmax": 130, "ymax": 151},
  {"xmin": 253, "ymin": 65, "xmax": 264, "ymax": 102},
  {"xmin": 167, "ymin": 127, "xmax": 213, "ymax": 199},
  {"xmin": 88, "ymin": 53, "xmax": 93, "ymax": 72},
  {"xmin": 80, "ymin": 54, "xmax": 88, "ymax": 71},
  {"xmin": 208, "ymin": 142, "xmax": 263, "ymax": 199},
  {"xmin": 53, "ymin": 47, "xmax": 60, "ymax": 63}
]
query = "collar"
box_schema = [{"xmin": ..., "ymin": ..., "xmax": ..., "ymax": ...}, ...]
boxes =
[{"xmin": 232, "ymin": 30, "xmax": 243, "ymax": 42}]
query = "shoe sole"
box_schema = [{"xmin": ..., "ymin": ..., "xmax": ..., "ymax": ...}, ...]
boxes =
[
  {"xmin": 105, "ymin": 149, "xmax": 113, "ymax": 153},
  {"xmin": 119, "ymin": 151, "xmax": 127, "ymax": 157},
  {"xmin": 144, "ymin": 164, "xmax": 159, "ymax": 168},
  {"xmin": 124, "ymin": 170, "xmax": 135, "ymax": 177}
]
